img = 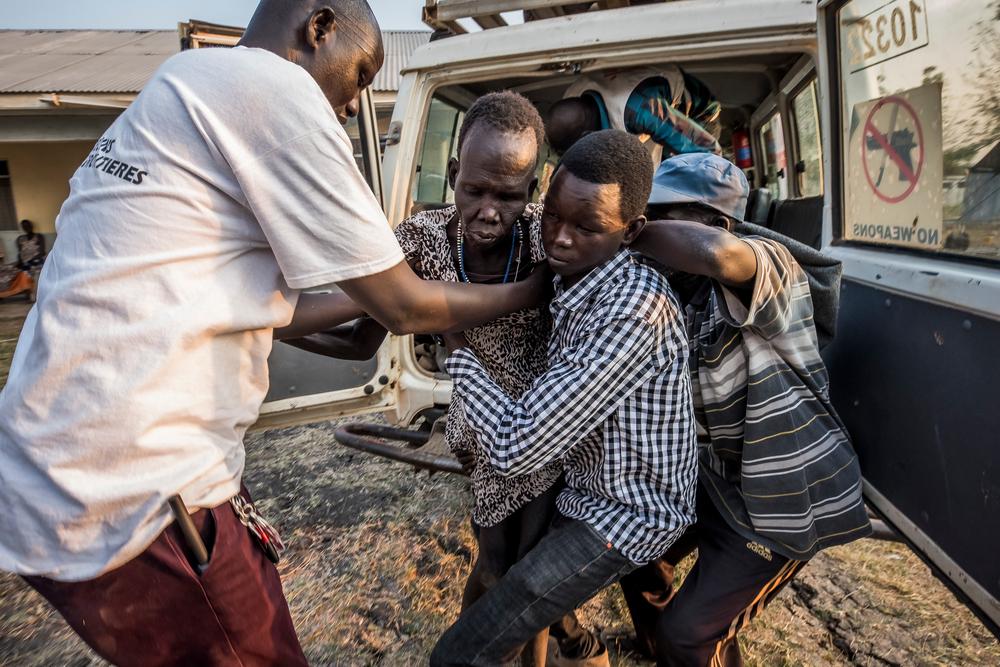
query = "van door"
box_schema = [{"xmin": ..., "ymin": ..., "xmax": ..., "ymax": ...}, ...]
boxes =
[
  {"xmin": 818, "ymin": 0, "xmax": 1000, "ymax": 635},
  {"xmin": 376, "ymin": 0, "xmax": 821, "ymax": 435},
  {"xmin": 255, "ymin": 88, "xmax": 401, "ymax": 430}
]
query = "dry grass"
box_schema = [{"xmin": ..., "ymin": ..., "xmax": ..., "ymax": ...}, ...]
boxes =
[
  {"xmin": 1, "ymin": 420, "xmax": 997, "ymax": 666},
  {"xmin": 0, "ymin": 339, "xmax": 14, "ymax": 386},
  {"xmin": 0, "ymin": 303, "xmax": 998, "ymax": 665},
  {"xmin": 0, "ymin": 300, "xmax": 30, "ymax": 386}
]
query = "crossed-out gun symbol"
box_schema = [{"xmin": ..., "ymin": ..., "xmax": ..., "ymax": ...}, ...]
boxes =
[{"xmin": 866, "ymin": 128, "xmax": 918, "ymax": 185}]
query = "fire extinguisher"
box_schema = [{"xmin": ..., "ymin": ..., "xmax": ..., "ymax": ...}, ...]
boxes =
[{"xmin": 732, "ymin": 128, "xmax": 753, "ymax": 169}]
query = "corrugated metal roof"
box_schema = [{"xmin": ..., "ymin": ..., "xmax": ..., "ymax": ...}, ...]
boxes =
[
  {"xmin": 0, "ymin": 29, "xmax": 429, "ymax": 95},
  {"xmin": 373, "ymin": 30, "xmax": 430, "ymax": 92},
  {"xmin": 0, "ymin": 31, "xmax": 179, "ymax": 93}
]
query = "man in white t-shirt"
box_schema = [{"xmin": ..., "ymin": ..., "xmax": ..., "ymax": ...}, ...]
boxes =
[{"xmin": 0, "ymin": 1, "xmax": 544, "ymax": 664}]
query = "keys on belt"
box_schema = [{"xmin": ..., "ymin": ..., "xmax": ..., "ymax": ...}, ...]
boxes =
[
  {"xmin": 229, "ymin": 494, "xmax": 285, "ymax": 565},
  {"xmin": 168, "ymin": 492, "xmax": 285, "ymax": 574}
]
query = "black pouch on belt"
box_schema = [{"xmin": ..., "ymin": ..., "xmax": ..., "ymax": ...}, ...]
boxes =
[{"xmin": 168, "ymin": 495, "xmax": 211, "ymax": 575}]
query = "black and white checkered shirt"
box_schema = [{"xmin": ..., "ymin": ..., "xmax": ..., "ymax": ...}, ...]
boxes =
[{"xmin": 447, "ymin": 250, "xmax": 698, "ymax": 564}]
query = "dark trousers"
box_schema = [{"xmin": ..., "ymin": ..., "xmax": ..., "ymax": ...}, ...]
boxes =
[
  {"xmin": 431, "ymin": 516, "xmax": 635, "ymax": 666},
  {"xmin": 619, "ymin": 485, "xmax": 806, "ymax": 666},
  {"xmin": 467, "ymin": 483, "xmax": 601, "ymax": 665},
  {"xmin": 24, "ymin": 491, "xmax": 307, "ymax": 667}
]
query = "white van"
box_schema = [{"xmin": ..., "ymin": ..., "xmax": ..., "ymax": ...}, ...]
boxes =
[{"xmin": 249, "ymin": 0, "xmax": 1000, "ymax": 636}]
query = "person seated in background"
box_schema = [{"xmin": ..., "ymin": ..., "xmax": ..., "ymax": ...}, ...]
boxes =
[
  {"xmin": 16, "ymin": 219, "xmax": 45, "ymax": 302},
  {"xmin": 429, "ymin": 130, "xmax": 698, "ymax": 667},
  {"xmin": 286, "ymin": 91, "xmax": 603, "ymax": 666},
  {"xmin": 546, "ymin": 66, "xmax": 722, "ymax": 165},
  {"xmin": 616, "ymin": 153, "xmax": 871, "ymax": 665}
]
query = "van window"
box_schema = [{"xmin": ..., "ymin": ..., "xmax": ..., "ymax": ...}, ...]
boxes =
[
  {"xmin": 415, "ymin": 97, "xmax": 464, "ymax": 206},
  {"xmin": 837, "ymin": 0, "xmax": 1000, "ymax": 261},
  {"xmin": 759, "ymin": 112, "xmax": 789, "ymax": 200},
  {"xmin": 792, "ymin": 80, "xmax": 824, "ymax": 197}
]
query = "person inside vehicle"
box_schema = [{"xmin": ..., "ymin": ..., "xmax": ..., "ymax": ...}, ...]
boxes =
[
  {"xmin": 429, "ymin": 130, "xmax": 698, "ymax": 667},
  {"xmin": 618, "ymin": 152, "xmax": 872, "ymax": 665},
  {"xmin": 288, "ymin": 90, "xmax": 605, "ymax": 667},
  {"xmin": 545, "ymin": 65, "xmax": 722, "ymax": 165},
  {"xmin": 0, "ymin": 2, "xmax": 551, "ymax": 665}
]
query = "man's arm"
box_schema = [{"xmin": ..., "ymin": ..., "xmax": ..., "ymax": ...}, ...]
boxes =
[
  {"xmin": 281, "ymin": 317, "xmax": 388, "ymax": 360},
  {"xmin": 275, "ymin": 259, "xmax": 547, "ymax": 340},
  {"xmin": 446, "ymin": 315, "xmax": 659, "ymax": 477},
  {"xmin": 630, "ymin": 219, "xmax": 757, "ymax": 289},
  {"xmin": 337, "ymin": 260, "xmax": 549, "ymax": 336},
  {"xmin": 637, "ymin": 227, "xmax": 806, "ymax": 340}
]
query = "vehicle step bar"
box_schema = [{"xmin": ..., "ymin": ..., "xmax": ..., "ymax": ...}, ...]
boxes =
[{"xmin": 334, "ymin": 420, "xmax": 466, "ymax": 475}]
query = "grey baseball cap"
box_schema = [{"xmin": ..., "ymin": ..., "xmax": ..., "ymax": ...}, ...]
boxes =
[{"xmin": 647, "ymin": 152, "xmax": 750, "ymax": 221}]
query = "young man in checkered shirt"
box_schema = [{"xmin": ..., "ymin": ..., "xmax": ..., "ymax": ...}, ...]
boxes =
[{"xmin": 430, "ymin": 130, "xmax": 699, "ymax": 667}]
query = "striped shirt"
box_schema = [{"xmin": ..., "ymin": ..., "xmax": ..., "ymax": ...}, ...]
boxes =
[
  {"xmin": 687, "ymin": 237, "xmax": 871, "ymax": 560},
  {"xmin": 447, "ymin": 250, "xmax": 698, "ymax": 564}
]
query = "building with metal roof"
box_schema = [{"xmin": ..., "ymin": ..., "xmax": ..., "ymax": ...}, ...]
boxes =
[
  {"xmin": 374, "ymin": 31, "xmax": 433, "ymax": 94},
  {"xmin": 0, "ymin": 30, "xmax": 179, "ymax": 96},
  {"xmin": 0, "ymin": 28, "xmax": 429, "ymax": 243},
  {"xmin": 0, "ymin": 28, "xmax": 429, "ymax": 98}
]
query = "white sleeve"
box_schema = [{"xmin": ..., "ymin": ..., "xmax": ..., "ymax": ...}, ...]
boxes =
[{"xmin": 233, "ymin": 122, "xmax": 403, "ymax": 289}]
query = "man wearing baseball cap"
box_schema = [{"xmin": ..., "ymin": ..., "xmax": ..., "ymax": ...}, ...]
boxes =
[{"xmin": 620, "ymin": 153, "xmax": 871, "ymax": 665}]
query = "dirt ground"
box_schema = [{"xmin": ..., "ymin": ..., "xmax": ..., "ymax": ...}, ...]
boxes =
[
  {"xmin": 0, "ymin": 303, "xmax": 998, "ymax": 666},
  {"xmin": 0, "ymin": 300, "xmax": 30, "ymax": 386}
]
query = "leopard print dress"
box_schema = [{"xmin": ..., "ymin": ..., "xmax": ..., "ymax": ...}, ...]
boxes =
[{"xmin": 395, "ymin": 204, "xmax": 562, "ymax": 527}]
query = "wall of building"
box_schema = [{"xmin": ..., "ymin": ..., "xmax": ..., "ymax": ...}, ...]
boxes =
[{"xmin": 1, "ymin": 140, "xmax": 93, "ymax": 234}]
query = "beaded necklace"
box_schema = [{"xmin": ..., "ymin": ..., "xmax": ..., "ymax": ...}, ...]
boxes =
[{"xmin": 456, "ymin": 215, "xmax": 524, "ymax": 284}]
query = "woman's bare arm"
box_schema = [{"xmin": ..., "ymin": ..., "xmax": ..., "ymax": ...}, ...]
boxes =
[
  {"xmin": 281, "ymin": 317, "xmax": 388, "ymax": 360},
  {"xmin": 273, "ymin": 291, "xmax": 366, "ymax": 340}
]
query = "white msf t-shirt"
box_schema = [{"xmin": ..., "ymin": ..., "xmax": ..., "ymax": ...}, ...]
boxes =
[{"xmin": 0, "ymin": 47, "xmax": 403, "ymax": 581}]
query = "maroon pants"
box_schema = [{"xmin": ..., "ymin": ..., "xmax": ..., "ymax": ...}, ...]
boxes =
[{"xmin": 24, "ymin": 493, "xmax": 307, "ymax": 667}]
